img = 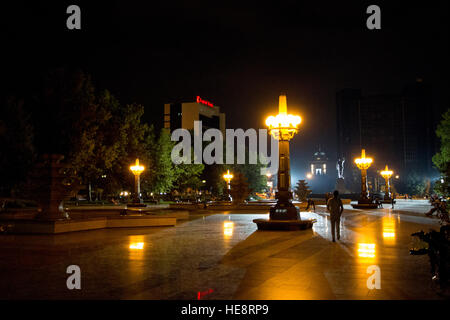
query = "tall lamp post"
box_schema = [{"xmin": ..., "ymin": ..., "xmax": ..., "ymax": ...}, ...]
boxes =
[
  {"xmin": 129, "ymin": 158, "xmax": 145, "ymax": 206},
  {"xmin": 380, "ymin": 165, "xmax": 394, "ymax": 201},
  {"xmin": 354, "ymin": 149, "xmax": 375, "ymax": 207},
  {"xmin": 223, "ymin": 170, "xmax": 233, "ymax": 201},
  {"xmin": 254, "ymin": 94, "xmax": 316, "ymax": 230},
  {"xmin": 265, "ymin": 94, "xmax": 301, "ymax": 220}
]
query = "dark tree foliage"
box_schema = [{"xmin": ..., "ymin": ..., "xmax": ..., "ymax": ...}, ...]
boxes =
[
  {"xmin": 230, "ymin": 172, "xmax": 251, "ymax": 204},
  {"xmin": 0, "ymin": 96, "xmax": 35, "ymax": 196},
  {"xmin": 0, "ymin": 68, "xmax": 204, "ymax": 199},
  {"xmin": 433, "ymin": 108, "xmax": 450, "ymax": 197}
]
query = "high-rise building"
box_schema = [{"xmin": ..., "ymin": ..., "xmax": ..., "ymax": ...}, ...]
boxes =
[
  {"xmin": 336, "ymin": 80, "xmax": 437, "ymax": 193},
  {"xmin": 164, "ymin": 96, "xmax": 226, "ymax": 135}
]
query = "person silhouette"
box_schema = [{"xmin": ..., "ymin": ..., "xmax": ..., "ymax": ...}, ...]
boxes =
[{"xmin": 327, "ymin": 190, "xmax": 344, "ymax": 242}]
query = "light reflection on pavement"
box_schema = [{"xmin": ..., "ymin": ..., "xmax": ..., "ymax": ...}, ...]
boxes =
[{"xmin": 0, "ymin": 200, "xmax": 446, "ymax": 299}]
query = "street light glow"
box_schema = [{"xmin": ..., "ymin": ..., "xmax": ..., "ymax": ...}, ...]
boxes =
[
  {"xmin": 380, "ymin": 165, "xmax": 394, "ymax": 179},
  {"xmin": 265, "ymin": 95, "xmax": 301, "ymax": 140},
  {"xmin": 130, "ymin": 158, "xmax": 145, "ymax": 176},
  {"xmin": 354, "ymin": 149, "xmax": 373, "ymax": 170},
  {"xmin": 223, "ymin": 170, "xmax": 233, "ymax": 183}
]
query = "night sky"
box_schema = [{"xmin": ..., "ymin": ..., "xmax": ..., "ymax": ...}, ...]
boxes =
[{"xmin": 2, "ymin": 1, "xmax": 449, "ymax": 180}]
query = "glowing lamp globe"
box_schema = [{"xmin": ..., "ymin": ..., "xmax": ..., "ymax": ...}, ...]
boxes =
[
  {"xmin": 354, "ymin": 149, "xmax": 373, "ymax": 170},
  {"xmin": 130, "ymin": 158, "xmax": 145, "ymax": 176},
  {"xmin": 223, "ymin": 170, "xmax": 233, "ymax": 183},
  {"xmin": 265, "ymin": 95, "xmax": 301, "ymax": 140},
  {"xmin": 380, "ymin": 165, "xmax": 394, "ymax": 180}
]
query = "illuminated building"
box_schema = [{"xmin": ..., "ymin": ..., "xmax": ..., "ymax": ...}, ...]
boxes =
[
  {"xmin": 164, "ymin": 96, "xmax": 226, "ymax": 135},
  {"xmin": 308, "ymin": 147, "xmax": 334, "ymax": 193}
]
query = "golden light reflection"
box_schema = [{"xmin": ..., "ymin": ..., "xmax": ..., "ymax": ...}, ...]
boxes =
[
  {"xmin": 224, "ymin": 221, "xmax": 234, "ymax": 237},
  {"xmin": 382, "ymin": 215, "xmax": 396, "ymax": 242},
  {"xmin": 357, "ymin": 243, "xmax": 376, "ymax": 258},
  {"xmin": 128, "ymin": 235, "xmax": 145, "ymax": 261},
  {"xmin": 129, "ymin": 242, "xmax": 144, "ymax": 250}
]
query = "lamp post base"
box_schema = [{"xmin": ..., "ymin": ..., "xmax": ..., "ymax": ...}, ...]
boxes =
[
  {"xmin": 127, "ymin": 203, "xmax": 147, "ymax": 208},
  {"xmin": 253, "ymin": 200, "xmax": 316, "ymax": 231},
  {"xmin": 253, "ymin": 218, "xmax": 316, "ymax": 231},
  {"xmin": 269, "ymin": 202, "xmax": 300, "ymax": 220},
  {"xmin": 351, "ymin": 196, "xmax": 379, "ymax": 209},
  {"xmin": 357, "ymin": 197, "xmax": 372, "ymax": 204}
]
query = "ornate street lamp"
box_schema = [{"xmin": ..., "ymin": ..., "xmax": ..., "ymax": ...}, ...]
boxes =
[
  {"xmin": 264, "ymin": 94, "xmax": 301, "ymax": 220},
  {"xmin": 223, "ymin": 169, "xmax": 233, "ymax": 201},
  {"xmin": 354, "ymin": 149, "xmax": 373, "ymax": 204},
  {"xmin": 380, "ymin": 165, "xmax": 394, "ymax": 201},
  {"xmin": 254, "ymin": 94, "xmax": 316, "ymax": 229},
  {"xmin": 223, "ymin": 170, "xmax": 233, "ymax": 190},
  {"xmin": 129, "ymin": 158, "xmax": 145, "ymax": 205},
  {"xmin": 253, "ymin": 94, "xmax": 316, "ymax": 230}
]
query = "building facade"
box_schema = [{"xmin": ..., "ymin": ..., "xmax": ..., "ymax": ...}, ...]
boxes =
[
  {"xmin": 336, "ymin": 80, "xmax": 438, "ymax": 193},
  {"xmin": 307, "ymin": 148, "xmax": 335, "ymax": 193},
  {"xmin": 164, "ymin": 96, "xmax": 226, "ymax": 134}
]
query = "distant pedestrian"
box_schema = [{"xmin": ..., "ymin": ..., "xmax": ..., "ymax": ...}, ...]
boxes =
[
  {"xmin": 327, "ymin": 190, "xmax": 344, "ymax": 242},
  {"xmin": 375, "ymin": 197, "xmax": 383, "ymax": 208},
  {"xmin": 325, "ymin": 192, "xmax": 330, "ymax": 204},
  {"xmin": 391, "ymin": 197, "xmax": 395, "ymax": 209},
  {"xmin": 305, "ymin": 199, "xmax": 316, "ymax": 212}
]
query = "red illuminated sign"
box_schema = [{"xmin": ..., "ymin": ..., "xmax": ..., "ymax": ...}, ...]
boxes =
[
  {"xmin": 197, "ymin": 288, "xmax": 214, "ymax": 299},
  {"xmin": 196, "ymin": 96, "xmax": 214, "ymax": 107}
]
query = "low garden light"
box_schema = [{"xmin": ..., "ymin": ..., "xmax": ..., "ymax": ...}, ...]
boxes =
[
  {"xmin": 380, "ymin": 165, "xmax": 394, "ymax": 201},
  {"xmin": 129, "ymin": 158, "xmax": 145, "ymax": 204}
]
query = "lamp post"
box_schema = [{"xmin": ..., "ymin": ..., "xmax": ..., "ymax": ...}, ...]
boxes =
[
  {"xmin": 129, "ymin": 158, "xmax": 145, "ymax": 205},
  {"xmin": 265, "ymin": 94, "xmax": 302, "ymax": 220},
  {"xmin": 254, "ymin": 94, "xmax": 316, "ymax": 230},
  {"xmin": 223, "ymin": 169, "xmax": 233, "ymax": 201},
  {"xmin": 380, "ymin": 165, "xmax": 394, "ymax": 201},
  {"xmin": 223, "ymin": 170, "xmax": 233, "ymax": 190},
  {"xmin": 354, "ymin": 149, "xmax": 373, "ymax": 204}
]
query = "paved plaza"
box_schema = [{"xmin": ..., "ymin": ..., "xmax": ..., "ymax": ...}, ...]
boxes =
[{"xmin": 0, "ymin": 200, "xmax": 446, "ymax": 299}]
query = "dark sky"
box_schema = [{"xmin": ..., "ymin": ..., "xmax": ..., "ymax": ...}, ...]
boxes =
[{"xmin": 2, "ymin": 0, "xmax": 449, "ymax": 180}]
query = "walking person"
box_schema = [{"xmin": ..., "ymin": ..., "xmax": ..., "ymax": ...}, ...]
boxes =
[
  {"xmin": 391, "ymin": 193, "xmax": 396, "ymax": 209},
  {"xmin": 305, "ymin": 199, "xmax": 316, "ymax": 212},
  {"xmin": 327, "ymin": 190, "xmax": 344, "ymax": 242}
]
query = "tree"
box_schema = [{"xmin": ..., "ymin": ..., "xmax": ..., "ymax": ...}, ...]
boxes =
[
  {"xmin": 405, "ymin": 173, "xmax": 426, "ymax": 196},
  {"xmin": 173, "ymin": 161, "xmax": 204, "ymax": 194},
  {"xmin": 0, "ymin": 96, "xmax": 35, "ymax": 196},
  {"xmin": 294, "ymin": 180, "xmax": 312, "ymax": 201},
  {"xmin": 104, "ymin": 103, "xmax": 156, "ymax": 197},
  {"xmin": 230, "ymin": 172, "xmax": 251, "ymax": 204},
  {"xmin": 432, "ymin": 108, "xmax": 450, "ymax": 197}
]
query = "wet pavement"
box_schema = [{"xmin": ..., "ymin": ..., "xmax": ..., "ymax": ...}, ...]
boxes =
[{"xmin": 0, "ymin": 200, "xmax": 446, "ymax": 299}]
